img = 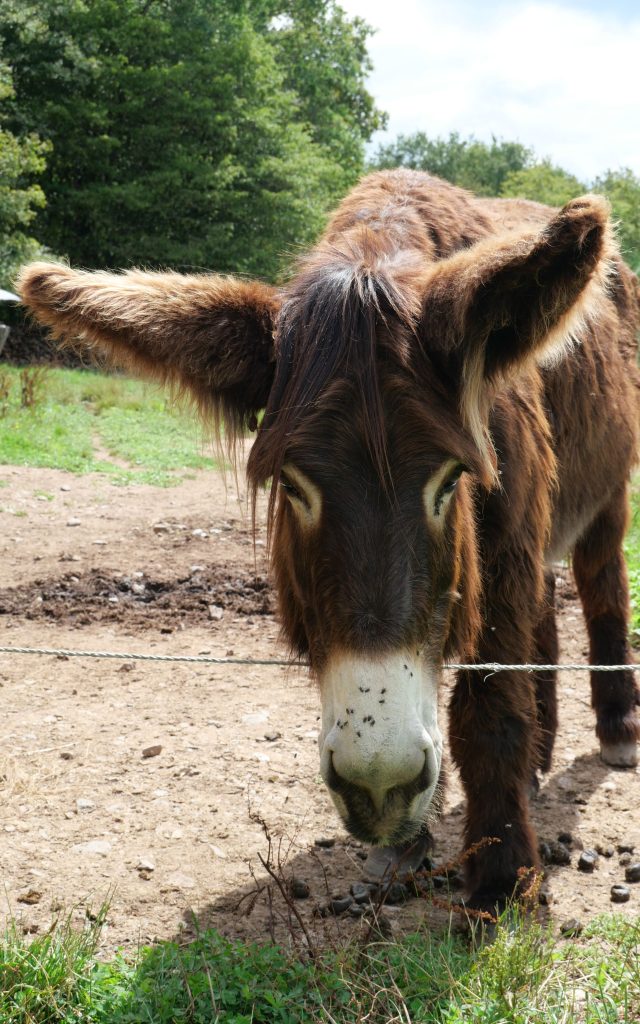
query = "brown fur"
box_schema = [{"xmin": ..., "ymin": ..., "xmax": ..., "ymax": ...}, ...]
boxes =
[{"xmin": 18, "ymin": 169, "xmax": 640, "ymax": 911}]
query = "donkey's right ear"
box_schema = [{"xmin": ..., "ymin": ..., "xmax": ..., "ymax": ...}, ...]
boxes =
[{"xmin": 18, "ymin": 263, "xmax": 280, "ymax": 441}]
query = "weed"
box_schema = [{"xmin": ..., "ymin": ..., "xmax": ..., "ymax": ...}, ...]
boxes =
[{"xmin": 19, "ymin": 365, "xmax": 48, "ymax": 410}]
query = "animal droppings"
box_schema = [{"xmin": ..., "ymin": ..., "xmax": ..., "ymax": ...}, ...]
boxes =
[
  {"xmin": 577, "ymin": 850, "xmax": 598, "ymax": 872},
  {"xmin": 611, "ymin": 884, "xmax": 631, "ymax": 903},
  {"xmin": 624, "ymin": 863, "xmax": 640, "ymax": 883}
]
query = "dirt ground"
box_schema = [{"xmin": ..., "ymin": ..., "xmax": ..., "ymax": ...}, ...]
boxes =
[{"xmin": 0, "ymin": 456, "xmax": 639, "ymax": 955}]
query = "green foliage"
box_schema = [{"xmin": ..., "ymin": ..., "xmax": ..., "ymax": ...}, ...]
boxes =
[
  {"xmin": 501, "ymin": 159, "xmax": 585, "ymax": 208},
  {"xmin": 0, "ymin": 0, "xmax": 383, "ymax": 281},
  {"xmin": 1, "ymin": 910, "xmax": 639, "ymax": 1023},
  {"xmin": 0, "ymin": 50, "xmax": 49, "ymax": 288},
  {"xmin": 625, "ymin": 474, "xmax": 640, "ymax": 641},
  {"xmin": 593, "ymin": 168, "xmax": 640, "ymax": 272},
  {"xmin": 0, "ymin": 364, "xmax": 217, "ymax": 485},
  {"xmin": 371, "ymin": 131, "xmax": 533, "ymax": 196}
]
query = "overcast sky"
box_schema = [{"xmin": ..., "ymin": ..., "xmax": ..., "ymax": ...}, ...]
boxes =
[{"xmin": 338, "ymin": 0, "xmax": 640, "ymax": 182}]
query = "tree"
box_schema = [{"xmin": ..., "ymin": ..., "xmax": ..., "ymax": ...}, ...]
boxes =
[
  {"xmin": 0, "ymin": 52, "xmax": 48, "ymax": 288},
  {"xmin": 593, "ymin": 169, "xmax": 640, "ymax": 273},
  {"xmin": 0, "ymin": 0, "xmax": 383, "ymax": 280},
  {"xmin": 501, "ymin": 160, "xmax": 585, "ymax": 208},
  {"xmin": 370, "ymin": 132, "xmax": 532, "ymax": 196}
]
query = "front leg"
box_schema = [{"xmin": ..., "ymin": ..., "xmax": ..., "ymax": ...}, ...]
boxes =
[{"xmin": 450, "ymin": 644, "xmax": 539, "ymax": 914}]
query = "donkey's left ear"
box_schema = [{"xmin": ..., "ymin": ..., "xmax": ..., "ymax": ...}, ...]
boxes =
[
  {"xmin": 18, "ymin": 263, "xmax": 280, "ymax": 444},
  {"xmin": 420, "ymin": 196, "xmax": 612, "ymax": 478}
]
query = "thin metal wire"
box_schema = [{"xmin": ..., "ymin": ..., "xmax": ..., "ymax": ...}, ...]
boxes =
[{"xmin": 0, "ymin": 644, "xmax": 638, "ymax": 672}]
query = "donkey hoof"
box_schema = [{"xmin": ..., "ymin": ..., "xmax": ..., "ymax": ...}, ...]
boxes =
[
  {"xmin": 600, "ymin": 741, "xmax": 638, "ymax": 767},
  {"xmin": 363, "ymin": 833, "xmax": 432, "ymax": 882}
]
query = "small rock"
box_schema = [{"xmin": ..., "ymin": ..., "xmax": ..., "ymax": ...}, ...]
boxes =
[
  {"xmin": 314, "ymin": 837, "xmax": 336, "ymax": 848},
  {"xmin": 557, "ymin": 831, "xmax": 573, "ymax": 846},
  {"xmin": 17, "ymin": 889, "xmax": 42, "ymax": 905},
  {"xmin": 152, "ymin": 522, "xmax": 172, "ymax": 534},
  {"xmin": 289, "ymin": 877, "xmax": 310, "ymax": 900},
  {"xmin": 76, "ymin": 798, "xmax": 95, "ymax": 813},
  {"xmin": 264, "ymin": 731, "xmax": 281, "ymax": 742},
  {"xmin": 619, "ymin": 852, "xmax": 632, "ymax": 866},
  {"xmin": 60, "ymin": 485, "xmax": 71, "ymax": 492},
  {"xmin": 167, "ymin": 871, "xmax": 195, "ymax": 889},
  {"xmin": 348, "ymin": 904, "xmax": 366, "ymax": 918},
  {"xmin": 73, "ymin": 839, "xmax": 112, "ymax": 857},
  {"xmin": 60, "ymin": 751, "xmax": 73, "ymax": 761},
  {"xmin": 350, "ymin": 881, "xmax": 376, "ymax": 904},
  {"xmin": 328, "ymin": 896, "xmax": 352, "ymax": 915},
  {"xmin": 611, "ymin": 884, "xmax": 631, "ymax": 903},
  {"xmin": 208, "ymin": 604, "xmax": 223, "ymax": 621},
  {"xmin": 191, "ymin": 528, "xmax": 208, "ymax": 539},
  {"xmin": 383, "ymin": 882, "xmax": 409, "ymax": 905},
  {"xmin": 560, "ymin": 918, "xmax": 582, "ymax": 938},
  {"xmin": 577, "ymin": 849, "xmax": 598, "ymax": 872},
  {"xmin": 142, "ymin": 744, "xmax": 162, "ymax": 759},
  {"xmin": 137, "ymin": 857, "xmax": 155, "ymax": 872},
  {"xmin": 595, "ymin": 843, "xmax": 615, "ymax": 858},
  {"xmin": 618, "ymin": 841, "xmax": 636, "ymax": 854},
  {"xmin": 624, "ymin": 863, "xmax": 640, "ymax": 883},
  {"xmin": 547, "ymin": 841, "xmax": 572, "ymax": 866}
]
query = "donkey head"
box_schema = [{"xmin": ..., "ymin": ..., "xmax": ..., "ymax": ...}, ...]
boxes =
[{"xmin": 19, "ymin": 195, "xmax": 610, "ymax": 846}]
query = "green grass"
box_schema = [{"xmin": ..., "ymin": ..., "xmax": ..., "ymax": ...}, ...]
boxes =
[
  {"xmin": 1, "ymin": 911, "xmax": 638, "ymax": 1024},
  {"xmin": 625, "ymin": 475, "xmax": 640, "ymax": 640},
  {"xmin": 0, "ymin": 364, "xmax": 218, "ymax": 486}
]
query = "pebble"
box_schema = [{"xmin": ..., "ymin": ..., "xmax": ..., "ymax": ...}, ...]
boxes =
[
  {"xmin": 152, "ymin": 522, "xmax": 172, "ymax": 534},
  {"xmin": 595, "ymin": 843, "xmax": 615, "ymax": 858},
  {"xmin": 264, "ymin": 732, "xmax": 281, "ymax": 742},
  {"xmin": 208, "ymin": 604, "xmax": 223, "ymax": 620},
  {"xmin": 142, "ymin": 744, "xmax": 162, "ymax": 759},
  {"xmin": 619, "ymin": 852, "xmax": 632, "ymax": 866},
  {"xmin": 350, "ymin": 881, "xmax": 376, "ymax": 905},
  {"xmin": 577, "ymin": 849, "xmax": 598, "ymax": 873},
  {"xmin": 314, "ymin": 837, "xmax": 336, "ymax": 849},
  {"xmin": 289, "ymin": 877, "xmax": 310, "ymax": 900},
  {"xmin": 546, "ymin": 840, "xmax": 572, "ymax": 866},
  {"xmin": 617, "ymin": 841, "xmax": 635, "ymax": 854},
  {"xmin": 66, "ymin": 517, "xmax": 81, "ymax": 527},
  {"xmin": 73, "ymin": 839, "xmax": 112, "ymax": 857},
  {"xmin": 611, "ymin": 884, "xmax": 631, "ymax": 903},
  {"xmin": 560, "ymin": 918, "xmax": 583, "ymax": 938},
  {"xmin": 383, "ymin": 882, "xmax": 409, "ymax": 905},
  {"xmin": 348, "ymin": 904, "xmax": 366, "ymax": 918},
  {"xmin": 76, "ymin": 798, "xmax": 95, "ymax": 813},
  {"xmin": 624, "ymin": 863, "xmax": 640, "ymax": 883},
  {"xmin": 557, "ymin": 831, "xmax": 573, "ymax": 846},
  {"xmin": 327, "ymin": 896, "xmax": 352, "ymax": 916}
]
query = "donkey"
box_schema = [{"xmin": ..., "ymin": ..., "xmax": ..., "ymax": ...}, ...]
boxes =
[{"xmin": 19, "ymin": 170, "xmax": 640, "ymax": 913}]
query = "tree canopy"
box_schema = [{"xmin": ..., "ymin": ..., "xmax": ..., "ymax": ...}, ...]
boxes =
[{"xmin": 0, "ymin": 0, "xmax": 384, "ymax": 280}]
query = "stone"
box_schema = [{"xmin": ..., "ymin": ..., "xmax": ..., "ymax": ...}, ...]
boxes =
[
  {"xmin": 617, "ymin": 841, "xmax": 636, "ymax": 855},
  {"xmin": 142, "ymin": 744, "xmax": 162, "ymax": 759},
  {"xmin": 557, "ymin": 831, "xmax": 573, "ymax": 846},
  {"xmin": 619, "ymin": 852, "xmax": 632, "ymax": 866},
  {"xmin": 383, "ymin": 882, "xmax": 409, "ymax": 905},
  {"xmin": 560, "ymin": 918, "xmax": 582, "ymax": 938},
  {"xmin": 66, "ymin": 517, "xmax": 81, "ymax": 527},
  {"xmin": 289, "ymin": 877, "xmax": 310, "ymax": 900},
  {"xmin": 624, "ymin": 863, "xmax": 640, "ymax": 883},
  {"xmin": 577, "ymin": 850, "xmax": 598, "ymax": 872},
  {"xmin": 76, "ymin": 798, "xmax": 95, "ymax": 813},
  {"xmin": 611, "ymin": 884, "xmax": 631, "ymax": 903},
  {"xmin": 328, "ymin": 896, "xmax": 352, "ymax": 915},
  {"xmin": 152, "ymin": 522, "xmax": 172, "ymax": 534},
  {"xmin": 264, "ymin": 731, "xmax": 281, "ymax": 742},
  {"xmin": 73, "ymin": 839, "xmax": 112, "ymax": 857},
  {"xmin": 350, "ymin": 881, "xmax": 376, "ymax": 904},
  {"xmin": 314, "ymin": 837, "xmax": 336, "ymax": 848},
  {"xmin": 208, "ymin": 604, "xmax": 223, "ymax": 621}
]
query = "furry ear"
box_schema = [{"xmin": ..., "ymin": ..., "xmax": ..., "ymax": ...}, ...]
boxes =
[
  {"xmin": 18, "ymin": 263, "xmax": 280, "ymax": 444},
  {"xmin": 420, "ymin": 195, "xmax": 613, "ymax": 479}
]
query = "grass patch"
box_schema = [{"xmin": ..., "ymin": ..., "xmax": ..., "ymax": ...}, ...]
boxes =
[
  {"xmin": 625, "ymin": 475, "xmax": 640, "ymax": 640},
  {"xmin": 0, "ymin": 364, "xmax": 218, "ymax": 486},
  {"xmin": 1, "ymin": 911, "xmax": 639, "ymax": 1023}
]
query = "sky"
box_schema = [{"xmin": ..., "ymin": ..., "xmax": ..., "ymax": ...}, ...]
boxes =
[{"xmin": 338, "ymin": 0, "xmax": 640, "ymax": 182}]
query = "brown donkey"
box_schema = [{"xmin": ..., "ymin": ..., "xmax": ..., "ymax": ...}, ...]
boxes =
[{"xmin": 19, "ymin": 170, "xmax": 640, "ymax": 913}]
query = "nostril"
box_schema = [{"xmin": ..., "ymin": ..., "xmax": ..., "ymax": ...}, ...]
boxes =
[{"xmin": 327, "ymin": 753, "xmax": 431, "ymax": 803}]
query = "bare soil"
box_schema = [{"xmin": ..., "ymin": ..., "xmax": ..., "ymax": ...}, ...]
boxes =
[{"xmin": 0, "ymin": 459, "xmax": 638, "ymax": 955}]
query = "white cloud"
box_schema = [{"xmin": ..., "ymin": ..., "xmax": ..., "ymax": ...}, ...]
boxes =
[{"xmin": 341, "ymin": 0, "xmax": 640, "ymax": 181}]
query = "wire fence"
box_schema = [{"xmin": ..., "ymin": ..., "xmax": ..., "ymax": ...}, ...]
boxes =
[{"xmin": 0, "ymin": 643, "xmax": 638, "ymax": 673}]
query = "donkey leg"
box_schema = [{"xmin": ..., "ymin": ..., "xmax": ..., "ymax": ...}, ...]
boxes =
[
  {"xmin": 450, "ymin": 656, "xmax": 539, "ymax": 914},
  {"xmin": 572, "ymin": 486, "xmax": 640, "ymax": 767},
  {"xmin": 533, "ymin": 571, "xmax": 559, "ymax": 775}
]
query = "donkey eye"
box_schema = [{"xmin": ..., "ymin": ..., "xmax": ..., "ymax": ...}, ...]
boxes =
[
  {"xmin": 280, "ymin": 473, "xmax": 308, "ymax": 507},
  {"xmin": 434, "ymin": 465, "xmax": 465, "ymax": 516}
]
